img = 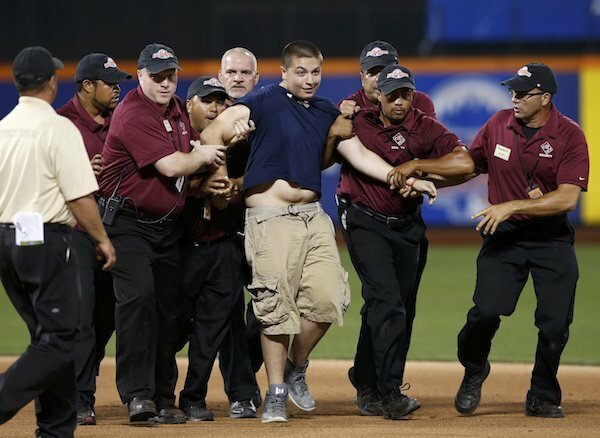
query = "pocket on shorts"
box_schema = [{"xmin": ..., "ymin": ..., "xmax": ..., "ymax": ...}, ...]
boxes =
[{"xmin": 247, "ymin": 275, "xmax": 289, "ymax": 326}]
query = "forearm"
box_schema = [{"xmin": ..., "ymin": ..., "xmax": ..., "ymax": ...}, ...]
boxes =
[
  {"xmin": 427, "ymin": 173, "xmax": 476, "ymax": 188},
  {"xmin": 504, "ymin": 188, "xmax": 580, "ymax": 217},
  {"xmin": 412, "ymin": 148, "xmax": 475, "ymax": 177},
  {"xmin": 67, "ymin": 195, "xmax": 110, "ymax": 244},
  {"xmin": 338, "ymin": 137, "xmax": 392, "ymax": 184},
  {"xmin": 156, "ymin": 151, "xmax": 213, "ymax": 178},
  {"xmin": 322, "ymin": 133, "xmax": 339, "ymax": 169}
]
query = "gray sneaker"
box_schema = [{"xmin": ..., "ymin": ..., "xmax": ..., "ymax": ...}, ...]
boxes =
[
  {"xmin": 261, "ymin": 385, "xmax": 288, "ymax": 423},
  {"xmin": 285, "ymin": 359, "xmax": 316, "ymax": 412},
  {"xmin": 230, "ymin": 399, "xmax": 257, "ymax": 419}
]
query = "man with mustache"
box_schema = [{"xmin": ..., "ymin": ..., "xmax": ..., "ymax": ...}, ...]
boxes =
[{"xmin": 57, "ymin": 52, "xmax": 131, "ymax": 426}]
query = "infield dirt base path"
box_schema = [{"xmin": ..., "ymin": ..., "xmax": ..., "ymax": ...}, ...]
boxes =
[{"xmin": 1, "ymin": 359, "xmax": 599, "ymax": 437}]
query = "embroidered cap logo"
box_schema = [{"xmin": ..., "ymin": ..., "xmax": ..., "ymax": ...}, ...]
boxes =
[
  {"xmin": 366, "ymin": 47, "xmax": 389, "ymax": 58},
  {"xmin": 386, "ymin": 69, "xmax": 409, "ymax": 80},
  {"xmin": 203, "ymin": 77, "xmax": 224, "ymax": 88},
  {"xmin": 152, "ymin": 49, "xmax": 174, "ymax": 60},
  {"xmin": 103, "ymin": 57, "xmax": 117, "ymax": 69}
]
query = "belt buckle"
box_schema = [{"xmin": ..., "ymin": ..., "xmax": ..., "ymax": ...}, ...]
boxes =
[{"xmin": 287, "ymin": 205, "xmax": 299, "ymax": 215}]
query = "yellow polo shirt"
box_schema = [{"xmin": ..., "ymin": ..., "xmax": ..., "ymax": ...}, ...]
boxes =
[{"xmin": 0, "ymin": 96, "xmax": 98, "ymax": 226}]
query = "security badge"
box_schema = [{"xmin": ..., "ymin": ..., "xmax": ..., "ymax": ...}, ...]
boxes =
[
  {"xmin": 163, "ymin": 119, "xmax": 172, "ymax": 132},
  {"xmin": 493, "ymin": 144, "xmax": 511, "ymax": 161},
  {"xmin": 391, "ymin": 132, "xmax": 406, "ymax": 150},
  {"xmin": 527, "ymin": 184, "xmax": 543, "ymax": 199}
]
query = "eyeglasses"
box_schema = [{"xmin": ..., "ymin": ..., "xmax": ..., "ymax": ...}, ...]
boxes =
[{"xmin": 509, "ymin": 90, "xmax": 545, "ymax": 100}]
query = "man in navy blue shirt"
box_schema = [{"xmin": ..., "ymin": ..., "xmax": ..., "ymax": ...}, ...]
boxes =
[{"xmin": 200, "ymin": 40, "xmax": 433, "ymax": 423}]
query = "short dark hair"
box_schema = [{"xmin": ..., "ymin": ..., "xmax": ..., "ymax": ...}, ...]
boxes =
[
  {"xmin": 15, "ymin": 77, "xmax": 48, "ymax": 93},
  {"xmin": 281, "ymin": 40, "xmax": 322, "ymax": 68}
]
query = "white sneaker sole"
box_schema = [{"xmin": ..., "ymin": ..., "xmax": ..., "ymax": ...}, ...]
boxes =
[
  {"xmin": 288, "ymin": 394, "xmax": 316, "ymax": 412},
  {"xmin": 261, "ymin": 415, "xmax": 288, "ymax": 423}
]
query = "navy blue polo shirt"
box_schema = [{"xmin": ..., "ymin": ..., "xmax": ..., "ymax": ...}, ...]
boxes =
[{"xmin": 235, "ymin": 84, "xmax": 340, "ymax": 194}]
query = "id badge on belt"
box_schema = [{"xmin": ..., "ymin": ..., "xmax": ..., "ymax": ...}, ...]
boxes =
[
  {"xmin": 13, "ymin": 212, "xmax": 44, "ymax": 246},
  {"xmin": 527, "ymin": 184, "xmax": 544, "ymax": 199}
]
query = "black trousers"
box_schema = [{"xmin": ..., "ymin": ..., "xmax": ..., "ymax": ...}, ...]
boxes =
[
  {"xmin": 339, "ymin": 204, "xmax": 427, "ymax": 395},
  {"xmin": 179, "ymin": 237, "xmax": 258, "ymax": 406},
  {"xmin": 0, "ymin": 224, "xmax": 79, "ymax": 438},
  {"xmin": 71, "ymin": 230, "xmax": 114, "ymax": 409},
  {"xmin": 105, "ymin": 216, "xmax": 182, "ymax": 408},
  {"xmin": 457, "ymin": 219, "xmax": 577, "ymax": 405}
]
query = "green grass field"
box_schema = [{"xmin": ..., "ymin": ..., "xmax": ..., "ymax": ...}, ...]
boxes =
[{"xmin": 1, "ymin": 243, "xmax": 599, "ymax": 364}]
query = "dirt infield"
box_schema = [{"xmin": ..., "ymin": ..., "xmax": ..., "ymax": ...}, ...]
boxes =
[{"xmin": 1, "ymin": 358, "xmax": 599, "ymax": 437}]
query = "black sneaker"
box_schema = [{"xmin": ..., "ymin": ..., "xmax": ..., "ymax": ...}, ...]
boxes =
[
  {"xmin": 181, "ymin": 401, "xmax": 214, "ymax": 422},
  {"xmin": 525, "ymin": 393, "xmax": 564, "ymax": 418},
  {"xmin": 381, "ymin": 388, "xmax": 421, "ymax": 420},
  {"xmin": 347, "ymin": 367, "xmax": 383, "ymax": 416},
  {"xmin": 230, "ymin": 399, "xmax": 257, "ymax": 419},
  {"xmin": 454, "ymin": 362, "xmax": 491, "ymax": 415},
  {"xmin": 76, "ymin": 402, "xmax": 96, "ymax": 426}
]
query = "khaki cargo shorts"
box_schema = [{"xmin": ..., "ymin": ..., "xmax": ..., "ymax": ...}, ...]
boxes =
[{"xmin": 244, "ymin": 202, "xmax": 351, "ymax": 335}]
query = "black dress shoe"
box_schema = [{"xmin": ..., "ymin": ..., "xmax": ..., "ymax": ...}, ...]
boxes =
[
  {"xmin": 525, "ymin": 393, "xmax": 564, "ymax": 418},
  {"xmin": 181, "ymin": 401, "xmax": 214, "ymax": 421},
  {"xmin": 455, "ymin": 362, "xmax": 491, "ymax": 414},
  {"xmin": 128, "ymin": 397, "xmax": 157, "ymax": 422},
  {"xmin": 157, "ymin": 405, "xmax": 187, "ymax": 424}
]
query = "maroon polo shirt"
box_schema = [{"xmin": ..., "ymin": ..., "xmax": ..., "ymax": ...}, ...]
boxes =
[
  {"xmin": 469, "ymin": 106, "xmax": 589, "ymax": 221},
  {"xmin": 57, "ymin": 95, "xmax": 110, "ymax": 159},
  {"xmin": 99, "ymin": 86, "xmax": 196, "ymax": 216},
  {"xmin": 337, "ymin": 107, "xmax": 462, "ymax": 215},
  {"xmin": 183, "ymin": 140, "xmax": 249, "ymax": 242},
  {"xmin": 345, "ymin": 88, "xmax": 437, "ymax": 118}
]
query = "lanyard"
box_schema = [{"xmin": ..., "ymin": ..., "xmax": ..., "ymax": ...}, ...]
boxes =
[{"xmin": 514, "ymin": 131, "xmax": 540, "ymax": 187}]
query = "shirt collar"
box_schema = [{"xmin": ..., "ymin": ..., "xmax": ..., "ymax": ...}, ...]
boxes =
[
  {"xmin": 72, "ymin": 95, "xmax": 110, "ymax": 133},
  {"xmin": 506, "ymin": 104, "xmax": 558, "ymax": 139},
  {"xmin": 135, "ymin": 85, "xmax": 180, "ymax": 118}
]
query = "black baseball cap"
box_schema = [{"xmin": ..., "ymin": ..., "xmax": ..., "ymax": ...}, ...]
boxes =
[
  {"xmin": 377, "ymin": 64, "xmax": 416, "ymax": 94},
  {"xmin": 187, "ymin": 76, "xmax": 228, "ymax": 100},
  {"xmin": 13, "ymin": 46, "xmax": 63, "ymax": 85},
  {"xmin": 501, "ymin": 62, "xmax": 558, "ymax": 94},
  {"xmin": 137, "ymin": 43, "xmax": 181, "ymax": 74},
  {"xmin": 75, "ymin": 53, "xmax": 132, "ymax": 84},
  {"xmin": 359, "ymin": 40, "xmax": 398, "ymax": 72}
]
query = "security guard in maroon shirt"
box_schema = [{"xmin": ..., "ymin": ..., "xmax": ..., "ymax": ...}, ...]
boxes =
[
  {"xmin": 338, "ymin": 42, "xmax": 438, "ymax": 409},
  {"xmin": 337, "ymin": 64, "xmax": 473, "ymax": 419},
  {"xmin": 97, "ymin": 43, "xmax": 226, "ymax": 424},
  {"xmin": 340, "ymin": 40, "xmax": 436, "ymax": 118},
  {"xmin": 452, "ymin": 63, "xmax": 589, "ymax": 418},
  {"xmin": 390, "ymin": 63, "xmax": 590, "ymax": 418},
  {"xmin": 57, "ymin": 52, "xmax": 131, "ymax": 426}
]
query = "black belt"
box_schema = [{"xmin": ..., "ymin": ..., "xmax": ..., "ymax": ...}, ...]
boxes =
[
  {"xmin": 352, "ymin": 203, "xmax": 420, "ymax": 228},
  {"xmin": 97, "ymin": 197, "xmax": 177, "ymax": 225},
  {"xmin": 0, "ymin": 223, "xmax": 70, "ymax": 230}
]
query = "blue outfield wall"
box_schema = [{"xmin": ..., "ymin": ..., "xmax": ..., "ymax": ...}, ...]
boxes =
[{"xmin": 0, "ymin": 70, "xmax": 581, "ymax": 226}]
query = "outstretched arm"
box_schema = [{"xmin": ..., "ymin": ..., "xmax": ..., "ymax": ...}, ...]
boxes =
[
  {"xmin": 336, "ymin": 135, "xmax": 394, "ymax": 184},
  {"xmin": 472, "ymin": 183, "xmax": 582, "ymax": 235},
  {"xmin": 387, "ymin": 146, "xmax": 475, "ymax": 187}
]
